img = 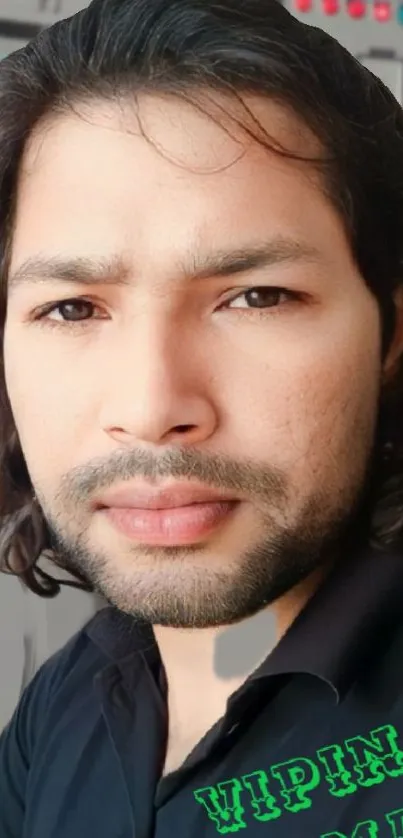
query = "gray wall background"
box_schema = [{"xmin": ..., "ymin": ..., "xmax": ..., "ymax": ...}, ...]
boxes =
[{"xmin": 0, "ymin": 0, "xmax": 402, "ymax": 731}]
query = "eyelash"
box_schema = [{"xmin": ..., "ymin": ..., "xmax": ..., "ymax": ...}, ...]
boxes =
[{"xmin": 31, "ymin": 287, "xmax": 303, "ymax": 330}]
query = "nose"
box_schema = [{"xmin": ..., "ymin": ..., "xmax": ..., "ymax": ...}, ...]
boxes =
[{"xmin": 100, "ymin": 318, "xmax": 218, "ymax": 448}]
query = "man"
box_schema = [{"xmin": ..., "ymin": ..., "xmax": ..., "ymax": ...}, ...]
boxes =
[{"xmin": 1, "ymin": 0, "xmax": 403, "ymax": 835}]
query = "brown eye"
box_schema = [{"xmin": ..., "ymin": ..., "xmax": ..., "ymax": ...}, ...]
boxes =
[
  {"xmin": 226, "ymin": 287, "xmax": 299, "ymax": 310},
  {"xmin": 33, "ymin": 297, "xmax": 105, "ymax": 326},
  {"xmin": 243, "ymin": 288, "xmax": 283, "ymax": 308},
  {"xmin": 54, "ymin": 299, "xmax": 96, "ymax": 321},
  {"xmin": 32, "ymin": 295, "xmax": 110, "ymax": 331}
]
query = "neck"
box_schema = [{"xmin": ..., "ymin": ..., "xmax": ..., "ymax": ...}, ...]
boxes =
[
  {"xmin": 154, "ymin": 570, "xmax": 326, "ymax": 775},
  {"xmin": 154, "ymin": 570, "xmax": 324, "ymax": 703}
]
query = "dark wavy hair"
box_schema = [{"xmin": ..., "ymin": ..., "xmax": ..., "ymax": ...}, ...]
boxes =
[{"xmin": 0, "ymin": 0, "xmax": 402, "ymax": 598}]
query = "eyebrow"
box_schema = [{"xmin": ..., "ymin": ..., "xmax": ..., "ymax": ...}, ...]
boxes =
[{"xmin": 7, "ymin": 237, "xmax": 322, "ymax": 293}]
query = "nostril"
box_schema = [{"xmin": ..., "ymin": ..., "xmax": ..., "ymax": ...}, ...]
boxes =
[{"xmin": 175, "ymin": 425, "xmax": 197, "ymax": 434}]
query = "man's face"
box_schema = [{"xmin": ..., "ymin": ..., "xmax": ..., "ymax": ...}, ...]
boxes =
[{"xmin": 4, "ymin": 94, "xmax": 382, "ymax": 628}]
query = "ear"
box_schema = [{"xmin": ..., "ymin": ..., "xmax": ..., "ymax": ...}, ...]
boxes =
[{"xmin": 383, "ymin": 287, "xmax": 403, "ymax": 385}]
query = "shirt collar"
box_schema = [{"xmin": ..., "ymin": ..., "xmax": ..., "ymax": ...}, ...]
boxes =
[
  {"xmin": 86, "ymin": 606, "xmax": 156, "ymax": 663},
  {"xmin": 86, "ymin": 544, "xmax": 403, "ymax": 702},
  {"xmin": 254, "ymin": 544, "xmax": 403, "ymax": 701}
]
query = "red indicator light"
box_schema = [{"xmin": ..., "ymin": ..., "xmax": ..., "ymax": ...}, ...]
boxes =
[
  {"xmin": 347, "ymin": 0, "xmax": 366, "ymax": 16},
  {"xmin": 295, "ymin": 0, "xmax": 313, "ymax": 12},
  {"xmin": 322, "ymin": 0, "xmax": 340, "ymax": 14}
]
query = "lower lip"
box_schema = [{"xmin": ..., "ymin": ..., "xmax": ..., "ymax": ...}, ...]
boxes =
[{"xmin": 101, "ymin": 501, "xmax": 237, "ymax": 545}]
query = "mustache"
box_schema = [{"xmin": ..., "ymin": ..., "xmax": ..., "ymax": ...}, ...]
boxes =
[{"xmin": 54, "ymin": 447, "xmax": 289, "ymax": 507}]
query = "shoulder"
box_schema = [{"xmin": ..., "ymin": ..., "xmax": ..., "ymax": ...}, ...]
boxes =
[
  {"xmin": 4, "ymin": 607, "xmax": 114, "ymax": 754},
  {"xmin": 31, "ymin": 606, "xmax": 116, "ymax": 705},
  {"xmin": 1, "ymin": 603, "xmax": 152, "ymax": 761},
  {"xmin": 0, "ymin": 608, "xmax": 115, "ymax": 832}
]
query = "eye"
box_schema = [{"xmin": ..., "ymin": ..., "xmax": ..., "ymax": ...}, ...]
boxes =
[
  {"xmin": 33, "ymin": 297, "xmax": 106, "ymax": 325},
  {"xmin": 223, "ymin": 287, "xmax": 301, "ymax": 310}
]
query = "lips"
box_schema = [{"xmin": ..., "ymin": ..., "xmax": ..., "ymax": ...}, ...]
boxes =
[
  {"xmin": 95, "ymin": 482, "xmax": 237, "ymax": 511},
  {"xmin": 94, "ymin": 482, "xmax": 239, "ymax": 546}
]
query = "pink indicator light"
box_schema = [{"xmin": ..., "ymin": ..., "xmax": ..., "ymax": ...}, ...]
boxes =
[
  {"xmin": 347, "ymin": 0, "xmax": 366, "ymax": 16},
  {"xmin": 373, "ymin": 0, "xmax": 392, "ymax": 18}
]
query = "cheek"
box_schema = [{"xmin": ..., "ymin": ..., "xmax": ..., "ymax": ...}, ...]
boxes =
[
  {"xmin": 220, "ymin": 334, "xmax": 380, "ymax": 476},
  {"xmin": 4, "ymin": 339, "xmax": 92, "ymax": 482}
]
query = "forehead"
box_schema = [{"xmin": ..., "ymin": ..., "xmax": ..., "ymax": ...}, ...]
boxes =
[
  {"xmin": 10, "ymin": 92, "xmax": 344, "ymax": 272},
  {"xmin": 22, "ymin": 90, "xmax": 321, "ymax": 171}
]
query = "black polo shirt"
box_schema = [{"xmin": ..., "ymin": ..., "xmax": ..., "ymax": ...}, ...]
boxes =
[{"xmin": 2, "ymin": 546, "xmax": 403, "ymax": 838}]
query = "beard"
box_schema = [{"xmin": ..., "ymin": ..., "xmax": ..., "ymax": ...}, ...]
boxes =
[{"xmin": 40, "ymin": 446, "xmax": 374, "ymax": 629}]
